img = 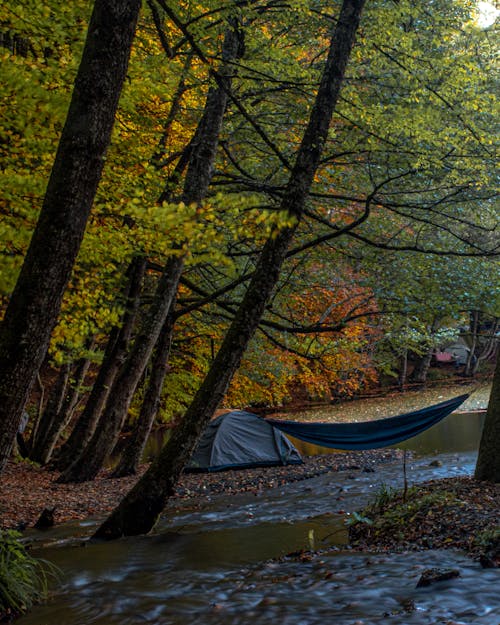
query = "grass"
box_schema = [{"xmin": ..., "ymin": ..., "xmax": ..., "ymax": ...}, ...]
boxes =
[
  {"xmin": 473, "ymin": 527, "xmax": 500, "ymax": 553},
  {"xmin": 349, "ymin": 483, "xmax": 457, "ymax": 531},
  {"xmin": 0, "ymin": 530, "xmax": 59, "ymax": 620}
]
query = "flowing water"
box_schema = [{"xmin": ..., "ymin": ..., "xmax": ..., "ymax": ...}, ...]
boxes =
[{"xmin": 17, "ymin": 397, "xmax": 500, "ymax": 625}]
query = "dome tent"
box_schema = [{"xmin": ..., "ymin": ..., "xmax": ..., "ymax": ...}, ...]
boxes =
[{"xmin": 186, "ymin": 410, "xmax": 302, "ymax": 472}]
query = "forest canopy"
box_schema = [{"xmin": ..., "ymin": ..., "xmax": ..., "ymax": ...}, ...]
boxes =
[{"xmin": 0, "ymin": 0, "xmax": 498, "ymax": 416}]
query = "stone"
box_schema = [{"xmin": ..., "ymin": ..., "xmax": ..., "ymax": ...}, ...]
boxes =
[
  {"xmin": 416, "ymin": 567, "xmax": 460, "ymax": 588},
  {"xmin": 33, "ymin": 506, "xmax": 56, "ymax": 530},
  {"xmin": 429, "ymin": 459, "xmax": 443, "ymax": 467}
]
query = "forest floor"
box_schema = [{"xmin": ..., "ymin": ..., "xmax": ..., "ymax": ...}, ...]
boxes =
[
  {"xmin": 348, "ymin": 476, "xmax": 499, "ymax": 564},
  {"xmin": 1, "ymin": 449, "xmax": 399, "ymax": 530},
  {"xmin": 1, "ymin": 381, "xmax": 496, "ymax": 563},
  {"xmin": 1, "ymin": 451, "xmax": 498, "ymax": 566}
]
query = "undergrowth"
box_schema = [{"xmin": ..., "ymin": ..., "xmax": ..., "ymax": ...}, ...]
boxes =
[
  {"xmin": 0, "ymin": 530, "xmax": 59, "ymax": 621},
  {"xmin": 348, "ymin": 483, "xmax": 458, "ymax": 532}
]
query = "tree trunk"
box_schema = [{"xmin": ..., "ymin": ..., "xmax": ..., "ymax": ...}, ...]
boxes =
[
  {"xmin": 398, "ymin": 348, "xmax": 408, "ymax": 391},
  {"xmin": 0, "ymin": 0, "xmax": 141, "ymax": 473},
  {"xmin": 475, "ymin": 354, "xmax": 500, "ymax": 482},
  {"xmin": 30, "ymin": 339, "xmax": 95, "ymax": 465},
  {"xmin": 58, "ymin": 257, "xmax": 184, "ymax": 482},
  {"xmin": 464, "ymin": 310, "xmax": 479, "ymax": 377},
  {"xmin": 470, "ymin": 315, "xmax": 499, "ymax": 376},
  {"xmin": 53, "ymin": 256, "xmax": 146, "ymax": 471},
  {"xmin": 58, "ymin": 20, "xmax": 245, "ymax": 484},
  {"xmin": 475, "ymin": 317, "xmax": 499, "ymax": 373},
  {"xmin": 28, "ymin": 364, "xmax": 71, "ymax": 459},
  {"xmin": 94, "ymin": 0, "xmax": 366, "ymax": 539},
  {"xmin": 112, "ymin": 308, "xmax": 175, "ymax": 478},
  {"xmin": 409, "ymin": 349, "xmax": 433, "ymax": 385},
  {"xmin": 29, "ymin": 373, "xmax": 46, "ymax": 452}
]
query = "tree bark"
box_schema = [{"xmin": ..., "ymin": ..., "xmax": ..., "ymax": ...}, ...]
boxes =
[
  {"xmin": 28, "ymin": 364, "xmax": 70, "ymax": 459},
  {"xmin": 112, "ymin": 308, "xmax": 176, "ymax": 478},
  {"xmin": 409, "ymin": 349, "xmax": 433, "ymax": 385},
  {"xmin": 29, "ymin": 373, "xmax": 46, "ymax": 451},
  {"xmin": 464, "ymin": 310, "xmax": 480, "ymax": 377},
  {"xmin": 398, "ymin": 348, "xmax": 408, "ymax": 391},
  {"xmin": 58, "ymin": 20, "xmax": 245, "ymax": 484},
  {"xmin": 94, "ymin": 0, "xmax": 366, "ymax": 539},
  {"xmin": 30, "ymin": 339, "xmax": 95, "ymax": 465},
  {"xmin": 474, "ymin": 354, "xmax": 500, "ymax": 482},
  {"xmin": 0, "ymin": 0, "xmax": 141, "ymax": 473},
  {"xmin": 53, "ymin": 256, "xmax": 146, "ymax": 471},
  {"xmin": 58, "ymin": 257, "xmax": 184, "ymax": 483}
]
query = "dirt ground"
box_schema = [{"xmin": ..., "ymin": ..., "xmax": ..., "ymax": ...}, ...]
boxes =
[
  {"xmin": 1, "ymin": 450, "xmax": 400, "ymax": 530},
  {"xmin": 1, "ymin": 449, "xmax": 498, "ymax": 566}
]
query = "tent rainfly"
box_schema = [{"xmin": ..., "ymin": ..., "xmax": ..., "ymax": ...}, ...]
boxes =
[{"xmin": 186, "ymin": 410, "xmax": 302, "ymax": 472}]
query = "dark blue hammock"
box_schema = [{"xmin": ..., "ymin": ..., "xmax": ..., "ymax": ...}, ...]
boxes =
[{"xmin": 266, "ymin": 394, "xmax": 469, "ymax": 450}]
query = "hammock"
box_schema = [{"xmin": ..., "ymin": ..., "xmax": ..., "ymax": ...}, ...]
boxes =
[{"xmin": 266, "ymin": 394, "xmax": 469, "ymax": 450}]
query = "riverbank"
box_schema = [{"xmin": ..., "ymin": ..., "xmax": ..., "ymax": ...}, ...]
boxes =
[
  {"xmin": 2, "ymin": 452, "xmax": 499, "ymax": 567},
  {"xmin": 0, "ymin": 449, "xmax": 400, "ymax": 530},
  {"xmin": 348, "ymin": 476, "xmax": 499, "ymax": 564}
]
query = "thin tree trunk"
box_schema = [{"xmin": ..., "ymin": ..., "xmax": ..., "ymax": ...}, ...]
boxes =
[
  {"xmin": 53, "ymin": 256, "xmax": 146, "ymax": 471},
  {"xmin": 410, "ymin": 318, "xmax": 440, "ymax": 385},
  {"xmin": 399, "ymin": 348, "xmax": 408, "ymax": 391},
  {"xmin": 58, "ymin": 257, "xmax": 184, "ymax": 482},
  {"xmin": 0, "ymin": 0, "xmax": 141, "ymax": 473},
  {"xmin": 29, "ymin": 373, "xmax": 46, "ymax": 450},
  {"xmin": 472, "ymin": 316, "xmax": 499, "ymax": 376},
  {"xmin": 94, "ymin": 0, "xmax": 366, "ymax": 539},
  {"xmin": 29, "ymin": 364, "xmax": 71, "ymax": 460},
  {"xmin": 464, "ymin": 310, "xmax": 479, "ymax": 376},
  {"xmin": 112, "ymin": 308, "xmax": 176, "ymax": 478},
  {"xmin": 30, "ymin": 338, "xmax": 96, "ymax": 465},
  {"xmin": 475, "ymin": 354, "xmax": 500, "ymax": 482},
  {"xmin": 58, "ymin": 20, "xmax": 245, "ymax": 484},
  {"xmin": 60, "ymin": 337, "xmax": 96, "ymax": 420}
]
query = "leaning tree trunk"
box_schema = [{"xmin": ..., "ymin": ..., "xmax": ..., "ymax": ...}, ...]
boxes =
[
  {"xmin": 94, "ymin": 0, "xmax": 366, "ymax": 539},
  {"xmin": 53, "ymin": 256, "xmax": 146, "ymax": 471},
  {"xmin": 30, "ymin": 340, "xmax": 95, "ymax": 465},
  {"xmin": 0, "ymin": 0, "xmax": 141, "ymax": 473},
  {"xmin": 474, "ymin": 354, "xmax": 500, "ymax": 482},
  {"xmin": 28, "ymin": 364, "xmax": 71, "ymax": 458},
  {"xmin": 58, "ymin": 20, "xmax": 245, "ymax": 484},
  {"xmin": 112, "ymin": 308, "xmax": 176, "ymax": 477},
  {"xmin": 58, "ymin": 257, "xmax": 185, "ymax": 483}
]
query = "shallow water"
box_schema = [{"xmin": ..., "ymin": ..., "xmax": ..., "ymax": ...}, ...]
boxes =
[
  {"xmin": 18, "ymin": 449, "xmax": 499, "ymax": 625},
  {"xmin": 17, "ymin": 394, "xmax": 499, "ymax": 625},
  {"xmin": 17, "ymin": 544, "xmax": 500, "ymax": 625}
]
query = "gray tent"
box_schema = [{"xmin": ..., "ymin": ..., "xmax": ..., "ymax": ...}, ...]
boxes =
[{"xmin": 186, "ymin": 410, "xmax": 303, "ymax": 472}]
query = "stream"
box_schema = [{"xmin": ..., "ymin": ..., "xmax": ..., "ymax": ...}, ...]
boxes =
[{"xmin": 17, "ymin": 406, "xmax": 500, "ymax": 625}]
